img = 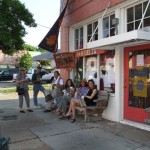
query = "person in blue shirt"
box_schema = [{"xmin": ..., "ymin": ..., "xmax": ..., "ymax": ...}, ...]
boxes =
[{"xmin": 59, "ymin": 79, "xmax": 88, "ymax": 119}]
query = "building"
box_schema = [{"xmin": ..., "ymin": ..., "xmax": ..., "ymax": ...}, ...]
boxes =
[
  {"xmin": 0, "ymin": 50, "xmax": 41, "ymax": 70},
  {"xmin": 60, "ymin": 0, "xmax": 150, "ymax": 131}
]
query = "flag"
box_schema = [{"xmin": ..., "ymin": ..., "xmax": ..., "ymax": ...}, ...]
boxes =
[
  {"xmin": 54, "ymin": 52, "xmax": 76, "ymax": 69},
  {"xmin": 38, "ymin": 0, "xmax": 69, "ymax": 53}
]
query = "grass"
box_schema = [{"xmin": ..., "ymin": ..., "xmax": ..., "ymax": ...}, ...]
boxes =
[{"xmin": 0, "ymin": 84, "xmax": 52, "ymax": 94}]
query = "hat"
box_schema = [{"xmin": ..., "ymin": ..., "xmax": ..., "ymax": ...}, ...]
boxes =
[
  {"xmin": 80, "ymin": 78, "xmax": 87, "ymax": 83},
  {"xmin": 19, "ymin": 67, "xmax": 25, "ymax": 71}
]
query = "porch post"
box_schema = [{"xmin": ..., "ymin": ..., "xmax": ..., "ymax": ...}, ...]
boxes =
[{"xmin": 115, "ymin": 46, "xmax": 124, "ymax": 121}]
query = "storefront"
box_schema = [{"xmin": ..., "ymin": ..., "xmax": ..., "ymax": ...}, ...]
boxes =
[{"xmin": 60, "ymin": 0, "xmax": 150, "ymax": 130}]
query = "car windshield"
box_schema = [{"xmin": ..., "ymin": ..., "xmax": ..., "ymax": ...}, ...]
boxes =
[{"xmin": 0, "ymin": 71, "xmax": 3, "ymax": 75}]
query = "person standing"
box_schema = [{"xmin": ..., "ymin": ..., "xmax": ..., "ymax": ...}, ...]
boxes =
[
  {"xmin": 16, "ymin": 67, "xmax": 33, "ymax": 113},
  {"xmin": 32, "ymin": 66, "xmax": 45, "ymax": 107}
]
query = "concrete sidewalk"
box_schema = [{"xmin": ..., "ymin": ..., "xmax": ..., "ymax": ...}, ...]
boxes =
[{"xmin": 0, "ymin": 93, "xmax": 150, "ymax": 150}]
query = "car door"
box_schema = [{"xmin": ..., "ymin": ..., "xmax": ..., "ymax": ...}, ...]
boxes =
[{"xmin": 1, "ymin": 71, "xmax": 10, "ymax": 81}]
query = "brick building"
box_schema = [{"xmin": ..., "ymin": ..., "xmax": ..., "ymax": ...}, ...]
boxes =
[{"xmin": 60, "ymin": 0, "xmax": 150, "ymax": 130}]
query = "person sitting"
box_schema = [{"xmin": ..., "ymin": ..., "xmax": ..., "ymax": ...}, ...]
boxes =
[
  {"xmin": 66, "ymin": 79, "xmax": 98, "ymax": 123},
  {"xmin": 43, "ymin": 71, "xmax": 64, "ymax": 112},
  {"xmin": 56, "ymin": 79, "xmax": 75, "ymax": 117},
  {"xmin": 59, "ymin": 79, "xmax": 89, "ymax": 119}
]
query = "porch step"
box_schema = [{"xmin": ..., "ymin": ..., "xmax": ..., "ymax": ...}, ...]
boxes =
[{"xmin": 144, "ymin": 119, "xmax": 150, "ymax": 124}]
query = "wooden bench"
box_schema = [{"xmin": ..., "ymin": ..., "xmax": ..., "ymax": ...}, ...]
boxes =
[{"xmin": 75, "ymin": 90, "xmax": 110, "ymax": 123}]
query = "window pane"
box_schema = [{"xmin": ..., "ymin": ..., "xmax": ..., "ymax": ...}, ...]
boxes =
[
  {"xmin": 75, "ymin": 40, "xmax": 78, "ymax": 50},
  {"xmin": 87, "ymin": 24, "xmax": 92, "ymax": 35},
  {"xmin": 93, "ymin": 21, "xmax": 98, "ymax": 33},
  {"xmin": 110, "ymin": 14, "xmax": 115, "ymax": 28},
  {"xmin": 103, "ymin": 30, "xmax": 109, "ymax": 38},
  {"xmin": 135, "ymin": 20, "xmax": 141, "ymax": 29},
  {"xmin": 87, "ymin": 35, "xmax": 91, "ymax": 42},
  {"xmin": 144, "ymin": 17, "xmax": 150, "ymax": 27},
  {"xmin": 110, "ymin": 28, "xmax": 115, "ymax": 37},
  {"xmin": 127, "ymin": 7, "xmax": 134, "ymax": 22},
  {"xmin": 103, "ymin": 17, "xmax": 109, "ymax": 30},
  {"xmin": 80, "ymin": 27, "xmax": 83, "ymax": 37},
  {"xmin": 79, "ymin": 38, "xmax": 83, "ymax": 49},
  {"xmin": 144, "ymin": 1, "xmax": 150, "ymax": 17},
  {"xmin": 93, "ymin": 33, "xmax": 98, "ymax": 41},
  {"xmin": 127, "ymin": 23, "xmax": 134, "ymax": 32},
  {"xmin": 75, "ymin": 30, "xmax": 78, "ymax": 40},
  {"xmin": 135, "ymin": 4, "xmax": 142, "ymax": 20}
]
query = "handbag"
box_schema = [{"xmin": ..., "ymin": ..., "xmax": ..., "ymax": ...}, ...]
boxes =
[{"xmin": 16, "ymin": 86, "xmax": 25, "ymax": 95}]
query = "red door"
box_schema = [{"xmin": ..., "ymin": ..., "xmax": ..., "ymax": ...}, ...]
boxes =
[{"xmin": 124, "ymin": 44, "xmax": 150, "ymax": 123}]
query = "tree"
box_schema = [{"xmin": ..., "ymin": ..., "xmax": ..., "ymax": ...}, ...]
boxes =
[
  {"xmin": 19, "ymin": 52, "xmax": 32, "ymax": 71},
  {"xmin": 23, "ymin": 44, "xmax": 36, "ymax": 51},
  {"xmin": 0, "ymin": 0, "xmax": 37, "ymax": 55}
]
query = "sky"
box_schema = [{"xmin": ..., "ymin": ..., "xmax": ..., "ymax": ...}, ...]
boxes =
[{"xmin": 20, "ymin": 0, "xmax": 60, "ymax": 48}]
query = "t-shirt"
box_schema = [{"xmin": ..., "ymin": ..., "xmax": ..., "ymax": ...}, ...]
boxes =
[
  {"xmin": 32, "ymin": 73, "xmax": 43, "ymax": 84},
  {"xmin": 52, "ymin": 76, "xmax": 64, "ymax": 85}
]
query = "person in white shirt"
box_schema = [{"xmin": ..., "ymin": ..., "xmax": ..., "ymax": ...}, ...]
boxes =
[{"xmin": 44, "ymin": 71, "xmax": 64, "ymax": 112}]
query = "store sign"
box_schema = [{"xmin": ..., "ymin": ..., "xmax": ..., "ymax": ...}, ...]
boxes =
[
  {"xmin": 76, "ymin": 49, "xmax": 96, "ymax": 57},
  {"xmin": 54, "ymin": 52, "xmax": 75, "ymax": 69}
]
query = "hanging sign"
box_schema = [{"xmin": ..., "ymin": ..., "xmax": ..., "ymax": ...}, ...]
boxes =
[{"xmin": 54, "ymin": 52, "xmax": 75, "ymax": 69}]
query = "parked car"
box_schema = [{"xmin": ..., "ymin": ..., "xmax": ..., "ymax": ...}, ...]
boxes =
[
  {"xmin": 0, "ymin": 69, "xmax": 19, "ymax": 81},
  {"xmin": 13, "ymin": 68, "xmax": 54, "ymax": 83}
]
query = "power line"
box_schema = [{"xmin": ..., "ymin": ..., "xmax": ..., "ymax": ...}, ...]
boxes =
[{"xmin": 37, "ymin": 24, "xmax": 51, "ymax": 29}]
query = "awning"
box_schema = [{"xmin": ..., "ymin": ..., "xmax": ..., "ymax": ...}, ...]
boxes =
[{"xmin": 87, "ymin": 30, "xmax": 150, "ymax": 50}]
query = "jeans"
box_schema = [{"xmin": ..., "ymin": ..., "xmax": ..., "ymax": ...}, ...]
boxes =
[{"xmin": 33, "ymin": 84, "xmax": 45, "ymax": 106}]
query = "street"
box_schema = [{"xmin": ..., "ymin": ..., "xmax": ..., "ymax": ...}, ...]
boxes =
[{"xmin": 0, "ymin": 86, "xmax": 150, "ymax": 150}]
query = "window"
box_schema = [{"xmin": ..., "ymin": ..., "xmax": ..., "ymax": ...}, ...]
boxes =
[
  {"xmin": 75, "ymin": 27, "xmax": 83, "ymax": 50},
  {"xmin": 87, "ymin": 21, "xmax": 98, "ymax": 42},
  {"xmin": 127, "ymin": 1, "xmax": 150, "ymax": 32},
  {"xmin": 103, "ymin": 14, "xmax": 115, "ymax": 38}
]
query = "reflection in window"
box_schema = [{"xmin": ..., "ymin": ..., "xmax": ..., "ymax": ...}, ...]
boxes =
[
  {"xmin": 103, "ymin": 14, "xmax": 115, "ymax": 38},
  {"xmin": 99, "ymin": 51, "xmax": 115, "ymax": 92}
]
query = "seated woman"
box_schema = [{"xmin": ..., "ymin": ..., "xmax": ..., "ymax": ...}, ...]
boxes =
[
  {"xmin": 60, "ymin": 79, "xmax": 88, "ymax": 119},
  {"xmin": 66, "ymin": 79, "xmax": 97, "ymax": 123},
  {"xmin": 56, "ymin": 79, "xmax": 75, "ymax": 117}
]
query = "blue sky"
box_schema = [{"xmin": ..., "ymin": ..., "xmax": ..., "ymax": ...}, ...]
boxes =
[{"xmin": 20, "ymin": 0, "xmax": 60, "ymax": 48}]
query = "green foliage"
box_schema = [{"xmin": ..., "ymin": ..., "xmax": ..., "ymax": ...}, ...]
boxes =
[
  {"xmin": 0, "ymin": 0, "xmax": 37, "ymax": 55},
  {"xmin": 19, "ymin": 52, "xmax": 32, "ymax": 71},
  {"xmin": 40, "ymin": 60, "xmax": 50, "ymax": 66},
  {"xmin": 23, "ymin": 44, "xmax": 36, "ymax": 51},
  {"xmin": 37, "ymin": 47, "xmax": 47, "ymax": 52}
]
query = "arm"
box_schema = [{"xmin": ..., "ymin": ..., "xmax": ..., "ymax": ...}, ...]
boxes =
[
  {"xmin": 85, "ymin": 89, "xmax": 97, "ymax": 99},
  {"xmin": 32, "ymin": 74, "xmax": 41, "ymax": 83}
]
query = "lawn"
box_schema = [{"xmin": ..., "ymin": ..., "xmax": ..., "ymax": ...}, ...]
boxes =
[{"xmin": 0, "ymin": 84, "xmax": 52, "ymax": 94}]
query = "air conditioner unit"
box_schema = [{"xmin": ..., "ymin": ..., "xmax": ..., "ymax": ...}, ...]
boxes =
[{"xmin": 112, "ymin": 18, "xmax": 119, "ymax": 26}]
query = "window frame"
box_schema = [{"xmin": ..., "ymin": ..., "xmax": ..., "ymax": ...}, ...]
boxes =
[
  {"xmin": 74, "ymin": 27, "xmax": 84, "ymax": 50},
  {"xmin": 102, "ymin": 13, "xmax": 115, "ymax": 38},
  {"xmin": 126, "ymin": 1, "xmax": 150, "ymax": 32},
  {"xmin": 87, "ymin": 20, "xmax": 98, "ymax": 42}
]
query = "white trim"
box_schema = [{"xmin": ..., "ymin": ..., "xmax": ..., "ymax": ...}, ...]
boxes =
[
  {"xmin": 87, "ymin": 30, "xmax": 150, "ymax": 49},
  {"xmin": 120, "ymin": 120, "xmax": 150, "ymax": 132}
]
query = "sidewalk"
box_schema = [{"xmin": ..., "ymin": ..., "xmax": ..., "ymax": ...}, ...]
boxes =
[{"xmin": 0, "ymin": 93, "xmax": 150, "ymax": 150}]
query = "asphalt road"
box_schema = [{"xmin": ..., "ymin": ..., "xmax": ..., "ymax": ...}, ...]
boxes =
[{"xmin": 0, "ymin": 81, "xmax": 16, "ymax": 89}]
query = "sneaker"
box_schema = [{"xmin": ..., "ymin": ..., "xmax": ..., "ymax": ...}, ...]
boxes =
[
  {"xmin": 20, "ymin": 110, "xmax": 25, "ymax": 113},
  {"xmin": 28, "ymin": 109, "xmax": 33, "ymax": 112},
  {"xmin": 43, "ymin": 109, "xmax": 51, "ymax": 113}
]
